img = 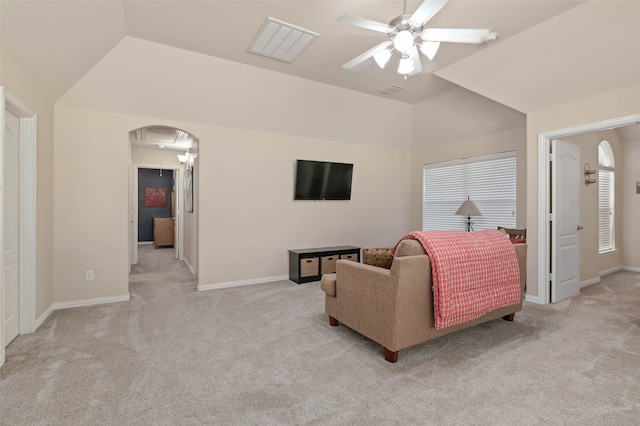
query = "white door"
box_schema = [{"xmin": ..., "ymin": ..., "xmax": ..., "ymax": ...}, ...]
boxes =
[
  {"xmin": 551, "ymin": 139, "xmax": 581, "ymax": 302},
  {"xmin": 3, "ymin": 109, "xmax": 20, "ymax": 346}
]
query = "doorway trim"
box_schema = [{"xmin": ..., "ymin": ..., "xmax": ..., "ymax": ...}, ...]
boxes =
[
  {"xmin": 131, "ymin": 164, "xmax": 182, "ymax": 266},
  {"xmin": 1, "ymin": 88, "xmax": 37, "ymax": 366},
  {"xmin": 536, "ymin": 113, "xmax": 640, "ymax": 304}
]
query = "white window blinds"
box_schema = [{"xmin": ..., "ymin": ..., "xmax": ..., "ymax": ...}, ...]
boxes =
[
  {"xmin": 423, "ymin": 152, "xmax": 517, "ymax": 231},
  {"xmin": 598, "ymin": 169, "xmax": 614, "ymax": 252}
]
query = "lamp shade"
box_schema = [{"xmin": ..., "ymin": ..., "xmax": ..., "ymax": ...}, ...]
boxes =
[
  {"xmin": 455, "ymin": 200, "xmax": 482, "ymax": 217},
  {"xmin": 373, "ymin": 48, "xmax": 392, "ymax": 69},
  {"xmin": 397, "ymin": 55, "xmax": 414, "ymax": 75},
  {"xmin": 420, "ymin": 41, "xmax": 440, "ymax": 60}
]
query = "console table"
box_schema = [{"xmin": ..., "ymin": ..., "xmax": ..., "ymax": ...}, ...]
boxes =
[{"xmin": 288, "ymin": 246, "xmax": 360, "ymax": 284}]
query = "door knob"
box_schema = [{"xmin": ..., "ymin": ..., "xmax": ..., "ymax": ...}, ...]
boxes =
[{"xmin": 577, "ymin": 225, "xmax": 584, "ymax": 231}]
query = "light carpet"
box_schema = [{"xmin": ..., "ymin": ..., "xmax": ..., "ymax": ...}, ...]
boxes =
[{"xmin": 1, "ymin": 246, "xmax": 639, "ymax": 425}]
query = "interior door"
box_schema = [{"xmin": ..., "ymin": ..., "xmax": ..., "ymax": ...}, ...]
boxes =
[
  {"xmin": 551, "ymin": 139, "xmax": 581, "ymax": 302},
  {"xmin": 4, "ymin": 108, "xmax": 20, "ymax": 346},
  {"xmin": 173, "ymin": 170, "xmax": 179, "ymax": 260}
]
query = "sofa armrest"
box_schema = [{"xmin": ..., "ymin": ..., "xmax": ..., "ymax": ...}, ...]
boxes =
[
  {"xmin": 334, "ymin": 260, "xmax": 399, "ymax": 349},
  {"xmin": 334, "ymin": 255, "xmax": 433, "ymax": 352}
]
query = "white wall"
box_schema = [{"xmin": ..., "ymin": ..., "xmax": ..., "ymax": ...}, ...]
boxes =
[
  {"xmin": 53, "ymin": 106, "xmax": 412, "ymax": 302},
  {"xmin": 526, "ymin": 84, "xmax": 640, "ymax": 299}
]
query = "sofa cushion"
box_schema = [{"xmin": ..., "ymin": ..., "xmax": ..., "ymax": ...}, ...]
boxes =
[
  {"xmin": 320, "ymin": 273, "xmax": 337, "ymax": 296},
  {"xmin": 394, "ymin": 239, "xmax": 427, "ymax": 257}
]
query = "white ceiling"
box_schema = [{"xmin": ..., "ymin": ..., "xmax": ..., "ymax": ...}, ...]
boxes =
[{"xmin": 2, "ymin": 1, "xmax": 640, "ymax": 114}]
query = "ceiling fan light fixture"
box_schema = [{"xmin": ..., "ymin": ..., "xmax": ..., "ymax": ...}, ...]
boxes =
[
  {"xmin": 393, "ymin": 30, "xmax": 414, "ymax": 53},
  {"xmin": 373, "ymin": 48, "xmax": 392, "ymax": 69},
  {"xmin": 420, "ymin": 41, "xmax": 440, "ymax": 60},
  {"xmin": 397, "ymin": 54, "xmax": 414, "ymax": 75}
]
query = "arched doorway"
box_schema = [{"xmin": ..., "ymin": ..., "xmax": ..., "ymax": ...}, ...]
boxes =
[{"xmin": 128, "ymin": 125, "xmax": 199, "ymax": 276}]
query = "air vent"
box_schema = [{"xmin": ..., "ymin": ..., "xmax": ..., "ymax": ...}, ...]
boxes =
[
  {"xmin": 378, "ymin": 84, "xmax": 404, "ymax": 95},
  {"xmin": 247, "ymin": 17, "xmax": 319, "ymax": 63}
]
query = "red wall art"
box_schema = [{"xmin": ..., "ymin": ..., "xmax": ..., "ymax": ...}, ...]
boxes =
[{"xmin": 145, "ymin": 187, "xmax": 167, "ymax": 208}]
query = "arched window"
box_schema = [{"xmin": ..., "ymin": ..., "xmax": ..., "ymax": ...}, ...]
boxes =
[{"xmin": 598, "ymin": 141, "xmax": 615, "ymax": 253}]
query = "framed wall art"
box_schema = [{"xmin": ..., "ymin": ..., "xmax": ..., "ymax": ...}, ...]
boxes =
[
  {"xmin": 145, "ymin": 187, "xmax": 167, "ymax": 207},
  {"xmin": 184, "ymin": 167, "xmax": 194, "ymax": 213}
]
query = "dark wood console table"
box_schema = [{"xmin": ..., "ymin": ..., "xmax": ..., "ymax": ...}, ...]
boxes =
[{"xmin": 288, "ymin": 246, "xmax": 360, "ymax": 284}]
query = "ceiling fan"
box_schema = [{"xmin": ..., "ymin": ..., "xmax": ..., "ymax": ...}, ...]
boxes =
[{"xmin": 338, "ymin": 0, "xmax": 497, "ymax": 78}]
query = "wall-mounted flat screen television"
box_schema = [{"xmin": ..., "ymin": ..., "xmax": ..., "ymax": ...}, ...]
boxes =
[{"xmin": 294, "ymin": 159, "xmax": 353, "ymax": 200}]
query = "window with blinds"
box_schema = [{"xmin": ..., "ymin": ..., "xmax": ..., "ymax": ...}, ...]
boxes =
[
  {"xmin": 598, "ymin": 169, "xmax": 615, "ymax": 253},
  {"xmin": 598, "ymin": 140, "xmax": 615, "ymax": 253},
  {"xmin": 423, "ymin": 152, "xmax": 517, "ymax": 231}
]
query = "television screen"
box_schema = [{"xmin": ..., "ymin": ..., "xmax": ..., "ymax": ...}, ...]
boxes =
[{"xmin": 294, "ymin": 160, "xmax": 353, "ymax": 200}]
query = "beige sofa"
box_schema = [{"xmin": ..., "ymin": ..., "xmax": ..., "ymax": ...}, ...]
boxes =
[{"xmin": 320, "ymin": 239, "xmax": 527, "ymax": 363}]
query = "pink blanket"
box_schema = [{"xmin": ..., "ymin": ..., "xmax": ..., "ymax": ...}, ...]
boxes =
[{"xmin": 391, "ymin": 230, "xmax": 521, "ymax": 329}]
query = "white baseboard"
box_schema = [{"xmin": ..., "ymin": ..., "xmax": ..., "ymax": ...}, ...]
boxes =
[
  {"xmin": 184, "ymin": 258, "xmax": 196, "ymax": 275},
  {"xmin": 138, "ymin": 241, "xmax": 153, "ymax": 245},
  {"xmin": 580, "ymin": 276, "xmax": 601, "ymax": 288},
  {"xmin": 622, "ymin": 266, "xmax": 640, "ymax": 273},
  {"xmin": 52, "ymin": 293, "xmax": 131, "ymax": 310},
  {"xmin": 600, "ymin": 266, "xmax": 622, "ymax": 276},
  {"xmin": 34, "ymin": 304, "xmax": 54, "ymax": 330},
  {"xmin": 198, "ymin": 275, "xmax": 290, "ymax": 292},
  {"xmin": 29, "ymin": 293, "xmax": 130, "ymax": 333},
  {"xmin": 525, "ymin": 294, "xmax": 541, "ymax": 304}
]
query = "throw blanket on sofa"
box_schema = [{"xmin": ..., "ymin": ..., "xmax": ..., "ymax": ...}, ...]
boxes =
[{"xmin": 391, "ymin": 230, "xmax": 521, "ymax": 330}]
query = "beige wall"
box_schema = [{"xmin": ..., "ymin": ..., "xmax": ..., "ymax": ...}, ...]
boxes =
[
  {"xmin": 54, "ymin": 107, "xmax": 131, "ymax": 302},
  {"xmin": 198, "ymin": 126, "xmax": 411, "ymax": 286},
  {"xmin": 58, "ymin": 37, "xmax": 414, "ymax": 151},
  {"xmin": 564, "ymin": 130, "xmax": 624, "ymax": 283},
  {"xmin": 131, "ymin": 147, "xmax": 183, "ymax": 168},
  {"xmin": 621, "ymin": 134, "xmax": 640, "ymax": 269},
  {"xmin": 410, "ymin": 127, "xmax": 527, "ymax": 232},
  {"xmin": 1, "ymin": 50, "xmax": 55, "ymax": 321},
  {"xmin": 53, "ymin": 106, "xmax": 412, "ymax": 301},
  {"xmin": 526, "ymin": 84, "xmax": 640, "ymax": 299}
]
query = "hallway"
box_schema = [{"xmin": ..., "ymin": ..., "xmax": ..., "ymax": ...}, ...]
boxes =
[{"xmin": 129, "ymin": 244, "xmax": 197, "ymax": 293}]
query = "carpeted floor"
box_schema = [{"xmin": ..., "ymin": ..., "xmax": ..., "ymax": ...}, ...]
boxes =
[{"xmin": 1, "ymin": 246, "xmax": 639, "ymax": 425}]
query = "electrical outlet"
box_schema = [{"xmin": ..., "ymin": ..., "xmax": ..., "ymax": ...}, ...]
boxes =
[{"xmin": 85, "ymin": 270, "xmax": 94, "ymax": 281}]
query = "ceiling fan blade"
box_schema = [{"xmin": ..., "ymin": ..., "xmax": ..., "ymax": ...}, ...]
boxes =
[
  {"xmin": 409, "ymin": 0, "xmax": 448, "ymax": 27},
  {"xmin": 421, "ymin": 28, "xmax": 492, "ymax": 44},
  {"xmin": 342, "ymin": 41, "xmax": 393, "ymax": 70},
  {"xmin": 337, "ymin": 15, "xmax": 393, "ymax": 34},
  {"xmin": 408, "ymin": 44, "xmax": 423, "ymax": 76}
]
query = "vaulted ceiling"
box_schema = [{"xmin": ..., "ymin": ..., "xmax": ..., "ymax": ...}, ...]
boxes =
[{"xmin": 2, "ymin": 1, "xmax": 640, "ymax": 114}]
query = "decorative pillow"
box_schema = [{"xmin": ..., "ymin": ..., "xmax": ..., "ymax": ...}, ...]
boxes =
[
  {"xmin": 394, "ymin": 239, "xmax": 426, "ymax": 257},
  {"xmin": 509, "ymin": 238, "xmax": 526, "ymax": 244},
  {"xmin": 362, "ymin": 248, "xmax": 394, "ymax": 269}
]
